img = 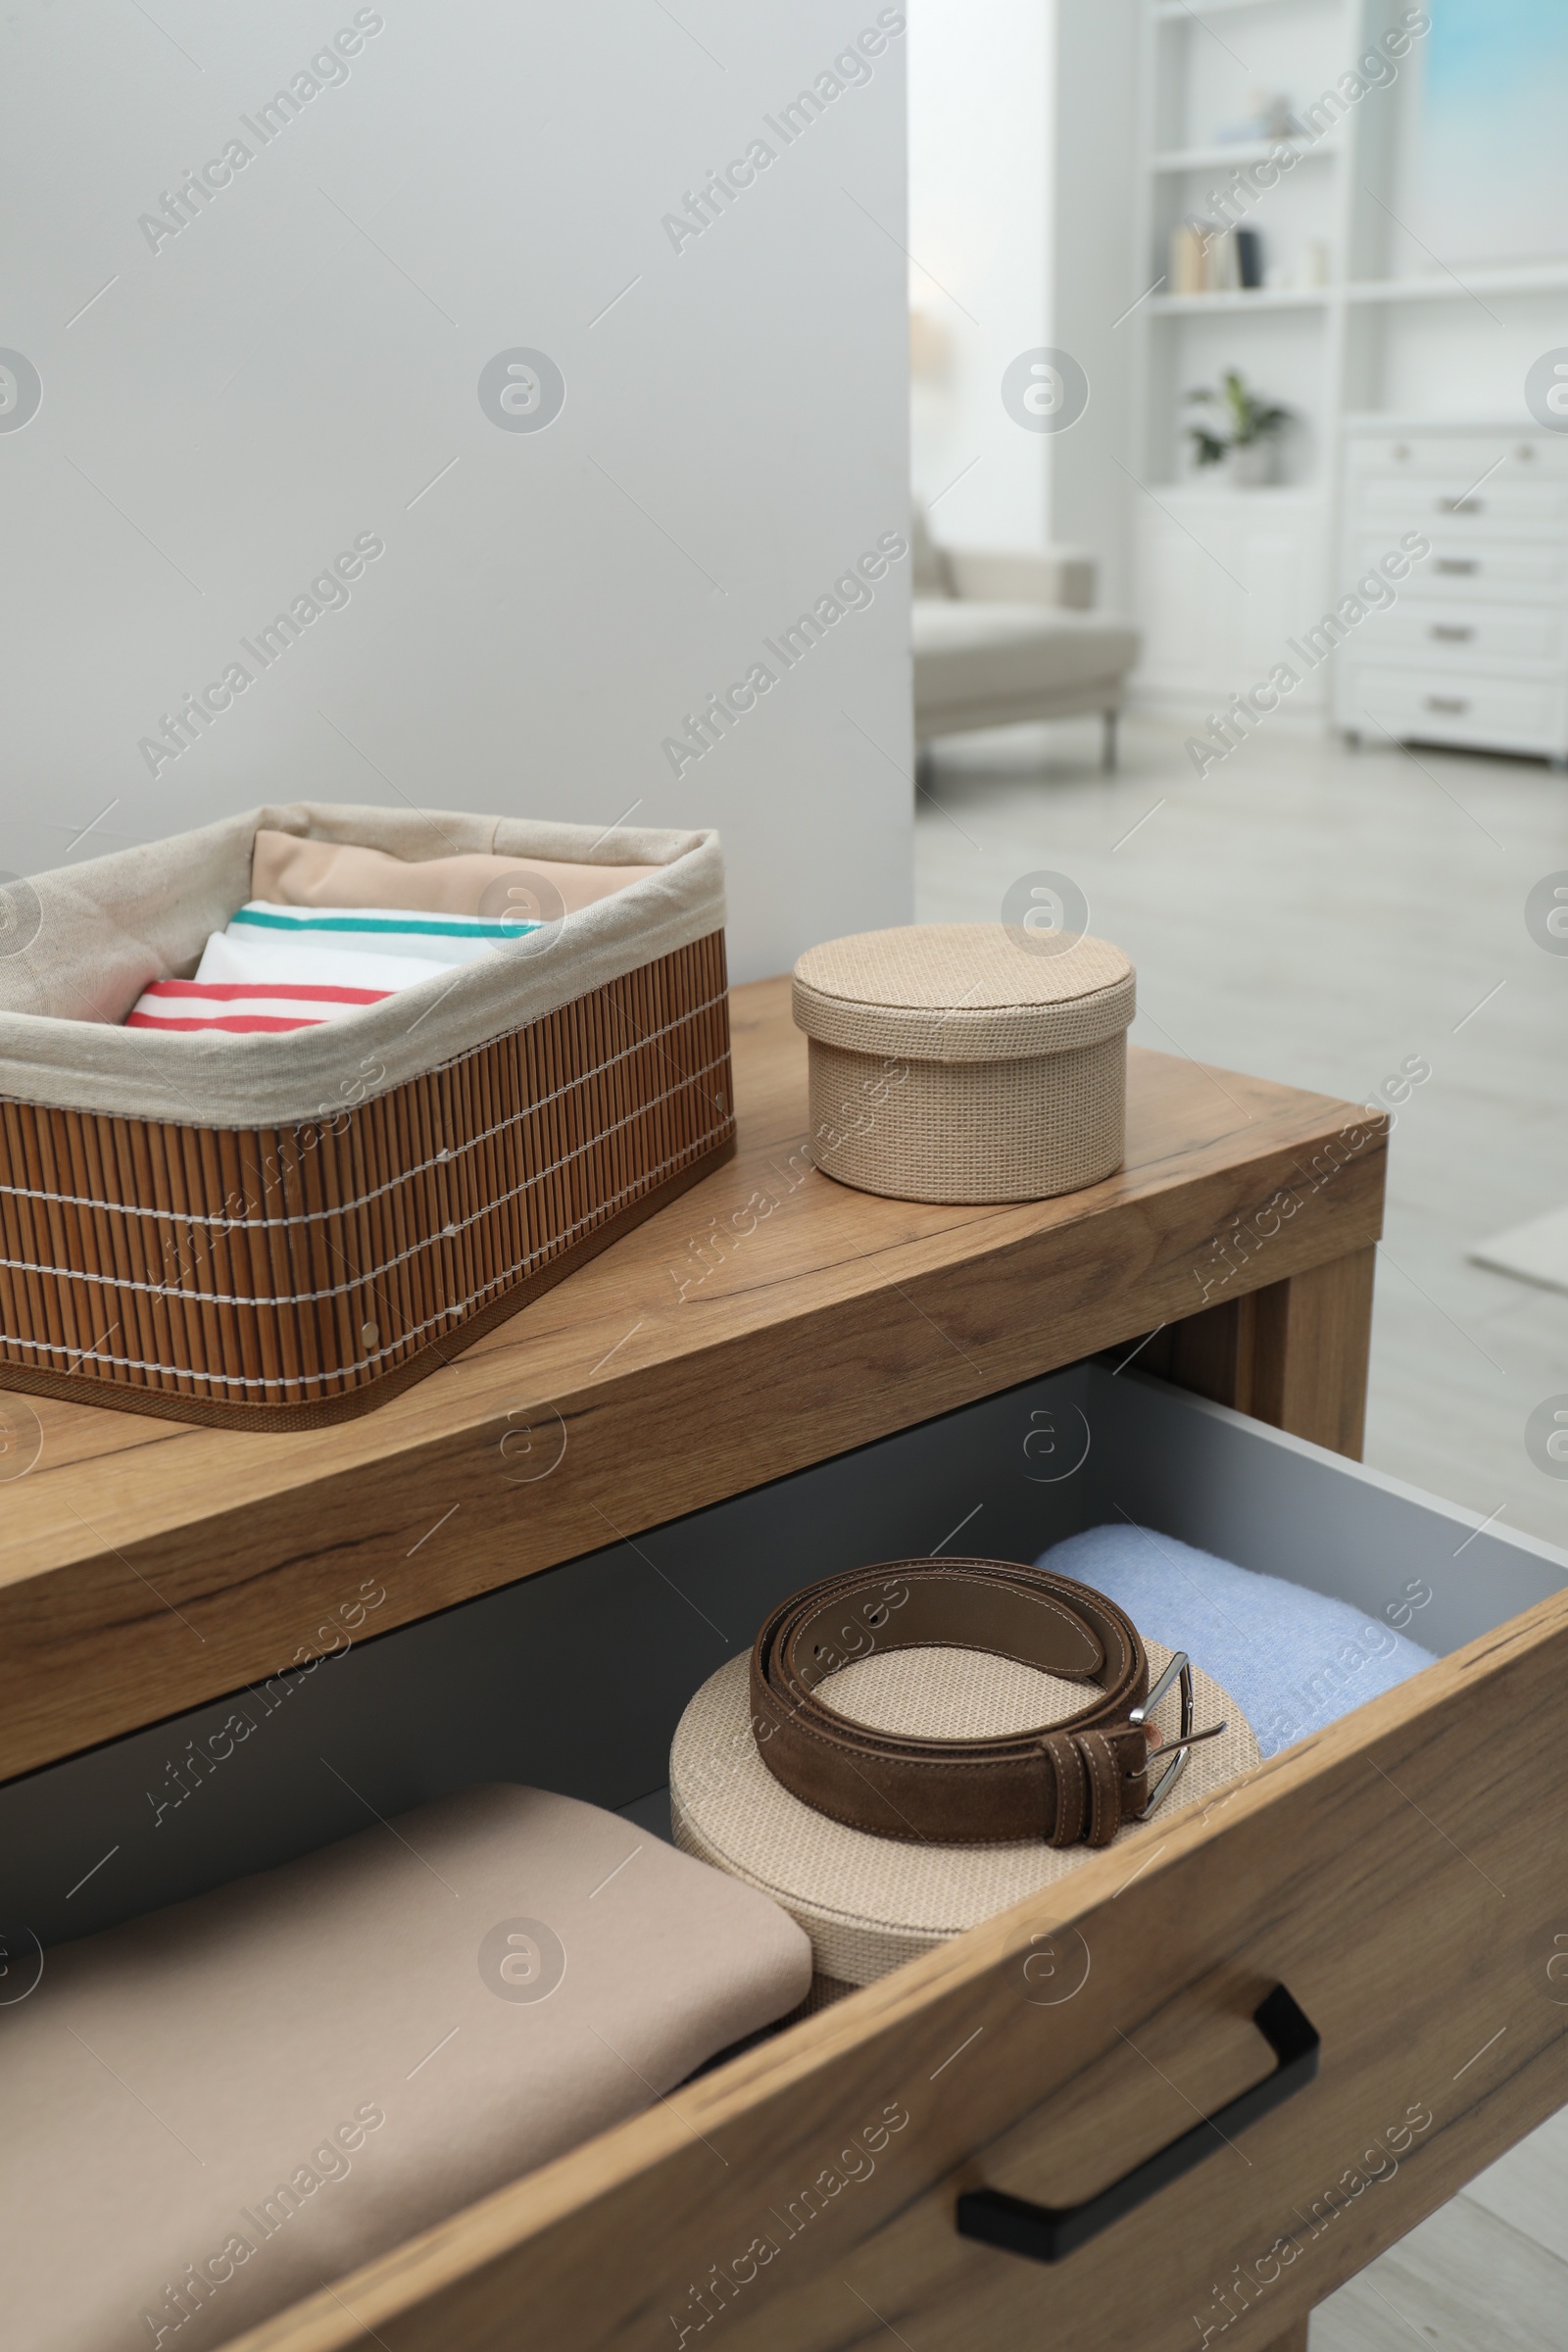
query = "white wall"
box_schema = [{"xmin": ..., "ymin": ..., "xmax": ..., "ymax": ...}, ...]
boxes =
[
  {"xmin": 906, "ymin": 0, "xmax": 1137, "ymax": 607},
  {"xmin": 1044, "ymin": 0, "xmax": 1139, "ymax": 610},
  {"xmin": 0, "ymin": 0, "xmax": 912, "ymax": 981},
  {"xmin": 906, "ymin": 0, "xmax": 1052, "ymax": 552}
]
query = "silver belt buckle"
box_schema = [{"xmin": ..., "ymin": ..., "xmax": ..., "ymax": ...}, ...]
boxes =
[{"xmin": 1129, "ymin": 1650, "xmax": 1228, "ymax": 1822}]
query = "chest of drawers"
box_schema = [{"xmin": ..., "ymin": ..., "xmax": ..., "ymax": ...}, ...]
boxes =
[
  {"xmin": 1337, "ymin": 421, "xmax": 1568, "ymax": 766},
  {"xmin": 5, "ymin": 981, "xmax": 1567, "ymax": 2352}
]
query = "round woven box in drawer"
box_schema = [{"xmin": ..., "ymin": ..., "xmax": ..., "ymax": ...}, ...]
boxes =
[
  {"xmin": 792, "ymin": 922, "xmax": 1135, "ymax": 1204},
  {"xmin": 670, "ymin": 1642, "xmax": 1257, "ymax": 2002}
]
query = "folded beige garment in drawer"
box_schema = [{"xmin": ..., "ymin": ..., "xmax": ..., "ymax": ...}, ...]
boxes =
[{"xmin": 0, "ymin": 1785, "xmax": 810, "ymax": 2352}]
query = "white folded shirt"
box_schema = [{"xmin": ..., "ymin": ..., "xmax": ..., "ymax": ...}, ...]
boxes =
[
  {"xmin": 225, "ymin": 901, "xmax": 529, "ymax": 965},
  {"xmin": 194, "ymin": 932, "xmax": 456, "ymax": 994},
  {"xmin": 123, "ymin": 903, "xmax": 521, "ymax": 1034}
]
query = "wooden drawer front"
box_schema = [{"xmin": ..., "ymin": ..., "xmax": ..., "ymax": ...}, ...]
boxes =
[
  {"xmin": 1347, "ymin": 433, "xmax": 1568, "ymax": 482},
  {"xmin": 1354, "ymin": 598, "xmax": 1568, "ymax": 672},
  {"xmin": 1342, "ymin": 662, "xmax": 1567, "ymax": 754},
  {"xmin": 143, "ymin": 1362, "xmax": 1568, "ymax": 2352},
  {"xmin": 1349, "ymin": 531, "xmax": 1568, "ymax": 602}
]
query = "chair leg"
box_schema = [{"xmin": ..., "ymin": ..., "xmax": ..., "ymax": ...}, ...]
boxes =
[{"xmin": 1102, "ymin": 709, "xmax": 1119, "ymax": 773}]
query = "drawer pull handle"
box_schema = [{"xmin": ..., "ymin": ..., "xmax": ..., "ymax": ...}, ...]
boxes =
[
  {"xmin": 1432, "ymin": 625, "xmax": 1474, "ymax": 641},
  {"xmin": 955, "ymin": 1984, "xmax": 1320, "ymax": 2266},
  {"xmin": 1437, "ymin": 559, "xmax": 1479, "ymax": 575},
  {"xmin": 1426, "ymin": 696, "xmax": 1470, "ymax": 714},
  {"xmin": 1441, "ymin": 497, "xmax": 1483, "ymax": 515}
]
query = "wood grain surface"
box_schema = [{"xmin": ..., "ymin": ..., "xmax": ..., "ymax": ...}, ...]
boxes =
[
  {"xmin": 208, "ymin": 1577, "xmax": 1568, "ymax": 2352},
  {"xmin": 1260, "ymin": 2323, "xmax": 1311, "ymax": 2352},
  {"xmin": 0, "ymin": 976, "xmax": 1386, "ymax": 1783},
  {"xmin": 1143, "ymin": 1247, "xmax": 1377, "ymax": 1460}
]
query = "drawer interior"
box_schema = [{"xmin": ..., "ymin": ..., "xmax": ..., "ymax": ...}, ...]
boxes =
[{"xmin": 8, "ymin": 1360, "xmax": 1566, "ymax": 1957}]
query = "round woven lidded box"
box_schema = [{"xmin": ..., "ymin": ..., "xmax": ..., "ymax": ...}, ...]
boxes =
[
  {"xmin": 671, "ymin": 1642, "xmax": 1257, "ymax": 2001},
  {"xmin": 792, "ymin": 922, "xmax": 1135, "ymax": 1204}
]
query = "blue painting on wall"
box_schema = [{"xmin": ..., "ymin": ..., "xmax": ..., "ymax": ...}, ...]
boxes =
[{"xmin": 1414, "ymin": 0, "xmax": 1568, "ymax": 265}]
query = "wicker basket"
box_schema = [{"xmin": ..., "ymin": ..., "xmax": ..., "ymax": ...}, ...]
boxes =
[
  {"xmin": 792, "ymin": 922, "xmax": 1134, "ymax": 1205},
  {"xmin": 0, "ymin": 805, "xmax": 733, "ymax": 1429}
]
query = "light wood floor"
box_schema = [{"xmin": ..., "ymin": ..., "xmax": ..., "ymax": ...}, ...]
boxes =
[{"xmin": 915, "ymin": 710, "xmax": 1568, "ymax": 2349}]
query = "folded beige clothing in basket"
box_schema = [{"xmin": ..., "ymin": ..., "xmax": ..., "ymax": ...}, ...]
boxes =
[
  {"xmin": 122, "ymin": 836, "xmax": 671, "ymax": 1036},
  {"xmin": 0, "ymin": 1785, "xmax": 810, "ymax": 2352},
  {"xmin": 250, "ymin": 828, "xmax": 662, "ymax": 916}
]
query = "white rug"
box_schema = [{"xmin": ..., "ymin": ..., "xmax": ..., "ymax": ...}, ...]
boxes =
[{"xmin": 1469, "ymin": 1204, "xmax": 1568, "ymax": 1297}]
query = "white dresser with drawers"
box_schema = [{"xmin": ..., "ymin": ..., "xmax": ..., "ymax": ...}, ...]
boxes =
[{"xmin": 1336, "ymin": 418, "xmax": 1568, "ymax": 768}]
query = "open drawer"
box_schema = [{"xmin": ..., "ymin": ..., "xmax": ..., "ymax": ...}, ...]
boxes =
[{"xmin": 8, "ymin": 1359, "xmax": 1568, "ymax": 2352}]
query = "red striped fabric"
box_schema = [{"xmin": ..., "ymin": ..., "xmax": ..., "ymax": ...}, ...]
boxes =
[{"xmin": 126, "ymin": 978, "xmax": 394, "ymax": 1035}]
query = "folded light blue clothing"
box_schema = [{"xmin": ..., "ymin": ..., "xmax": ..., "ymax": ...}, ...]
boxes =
[{"xmin": 1038, "ymin": 1524, "xmax": 1437, "ymax": 1757}]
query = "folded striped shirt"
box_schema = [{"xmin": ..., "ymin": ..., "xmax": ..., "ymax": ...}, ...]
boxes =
[
  {"xmin": 228, "ymin": 900, "xmax": 538, "ymax": 964},
  {"xmin": 126, "ymin": 979, "xmax": 400, "ymax": 1035},
  {"xmin": 193, "ymin": 933, "xmax": 456, "ymax": 995},
  {"xmin": 125, "ymin": 905, "xmax": 490, "ymax": 1035}
]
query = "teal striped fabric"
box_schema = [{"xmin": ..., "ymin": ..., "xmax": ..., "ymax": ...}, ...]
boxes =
[{"xmin": 232, "ymin": 904, "xmax": 538, "ymax": 943}]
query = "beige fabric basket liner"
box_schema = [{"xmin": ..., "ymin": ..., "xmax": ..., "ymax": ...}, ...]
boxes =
[
  {"xmin": 792, "ymin": 923, "xmax": 1135, "ymax": 1063},
  {"xmin": 0, "ymin": 804, "xmax": 724, "ymax": 1127},
  {"xmin": 672, "ymin": 1642, "xmax": 1258, "ymax": 1987}
]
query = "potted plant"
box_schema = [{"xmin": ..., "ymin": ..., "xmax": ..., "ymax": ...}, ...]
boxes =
[{"xmin": 1185, "ymin": 370, "xmax": 1294, "ymax": 486}]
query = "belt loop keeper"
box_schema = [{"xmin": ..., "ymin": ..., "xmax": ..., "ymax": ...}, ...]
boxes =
[
  {"xmin": 1074, "ymin": 1730, "xmax": 1122, "ymax": 1847},
  {"xmin": 1040, "ymin": 1730, "xmax": 1085, "ymax": 1847}
]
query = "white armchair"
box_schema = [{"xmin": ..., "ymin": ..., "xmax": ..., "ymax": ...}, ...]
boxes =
[{"xmin": 911, "ymin": 508, "xmax": 1141, "ymax": 769}]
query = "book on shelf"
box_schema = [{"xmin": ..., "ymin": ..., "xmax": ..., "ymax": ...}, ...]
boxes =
[
  {"xmin": 1170, "ymin": 220, "xmax": 1206, "ymax": 295},
  {"xmin": 1169, "ymin": 219, "xmax": 1264, "ymax": 296}
]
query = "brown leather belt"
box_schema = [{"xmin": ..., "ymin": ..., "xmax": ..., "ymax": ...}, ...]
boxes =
[{"xmin": 751, "ymin": 1557, "xmax": 1212, "ymax": 1848}]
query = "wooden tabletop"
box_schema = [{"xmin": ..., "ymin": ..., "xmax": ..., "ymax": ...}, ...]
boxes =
[{"xmin": 0, "ymin": 977, "xmax": 1386, "ymax": 1784}]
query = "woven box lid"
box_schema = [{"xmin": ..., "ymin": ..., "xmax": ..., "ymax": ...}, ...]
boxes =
[{"xmin": 792, "ymin": 922, "xmax": 1135, "ymax": 1064}]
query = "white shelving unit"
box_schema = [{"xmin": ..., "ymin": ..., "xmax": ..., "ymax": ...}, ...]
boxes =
[
  {"xmin": 1128, "ymin": 0, "xmax": 1357, "ymax": 710},
  {"xmin": 1145, "ymin": 287, "xmax": 1331, "ymax": 317},
  {"xmin": 1151, "ymin": 0, "xmax": 1313, "ymax": 20},
  {"xmin": 1124, "ymin": 0, "xmax": 1568, "ymax": 722},
  {"xmin": 1149, "ymin": 137, "xmax": 1338, "ymax": 174},
  {"xmin": 1343, "ymin": 264, "xmax": 1568, "ymax": 305}
]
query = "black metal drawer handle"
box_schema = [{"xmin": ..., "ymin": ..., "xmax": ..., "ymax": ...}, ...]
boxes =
[
  {"xmin": 1437, "ymin": 558, "xmax": 1479, "ymax": 574},
  {"xmin": 1427, "ymin": 696, "xmax": 1470, "ymax": 714},
  {"xmin": 956, "ymin": 1984, "xmax": 1320, "ymax": 2266}
]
